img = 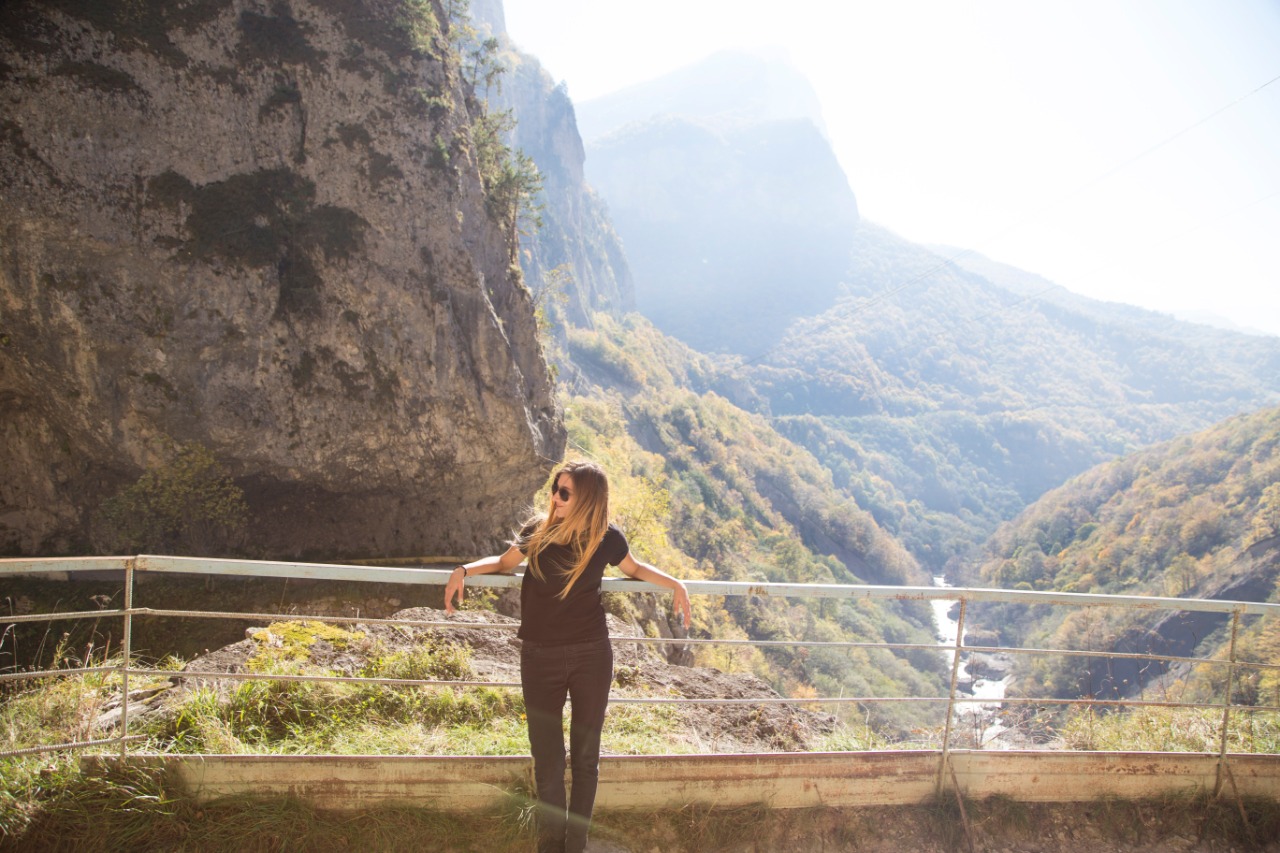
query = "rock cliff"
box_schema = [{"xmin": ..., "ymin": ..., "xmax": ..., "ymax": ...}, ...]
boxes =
[
  {"xmin": 0, "ymin": 0, "xmax": 564, "ymax": 558},
  {"xmin": 469, "ymin": 5, "xmax": 635, "ymax": 330},
  {"xmin": 498, "ymin": 54, "xmax": 634, "ymax": 329},
  {"xmin": 578, "ymin": 51, "xmax": 859, "ymax": 356}
]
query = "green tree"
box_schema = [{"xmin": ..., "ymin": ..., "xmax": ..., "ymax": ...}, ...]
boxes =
[
  {"xmin": 533, "ymin": 263, "xmax": 572, "ymax": 336},
  {"xmin": 94, "ymin": 443, "xmax": 248, "ymax": 556},
  {"xmin": 473, "ymin": 114, "xmax": 541, "ymax": 245},
  {"xmin": 445, "ymin": 0, "xmax": 542, "ymax": 253}
]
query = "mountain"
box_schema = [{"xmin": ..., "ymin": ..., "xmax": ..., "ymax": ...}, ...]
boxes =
[
  {"xmin": 555, "ymin": 40, "xmax": 1280, "ymax": 573},
  {"xmin": 565, "ymin": 49, "xmax": 1280, "ymax": 575},
  {"xmin": 498, "ymin": 54, "xmax": 636, "ymax": 327},
  {"xmin": 736, "ymin": 223, "xmax": 1280, "ymax": 572},
  {"xmin": 972, "ymin": 404, "xmax": 1280, "ymax": 702},
  {"xmin": 537, "ymin": 38, "xmax": 1280, "ymax": 709},
  {"xmin": 577, "ymin": 51, "xmax": 859, "ymax": 356},
  {"xmin": 940, "ymin": 247, "xmax": 1278, "ymax": 340},
  {"xmin": 0, "ymin": 0, "xmax": 562, "ymax": 558},
  {"xmin": 575, "ymin": 48, "xmax": 829, "ymax": 144}
]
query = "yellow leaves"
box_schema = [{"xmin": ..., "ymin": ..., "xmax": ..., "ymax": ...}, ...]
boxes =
[
  {"xmin": 247, "ymin": 620, "xmax": 365, "ymax": 670},
  {"xmin": 561, "ymin": 395, "xmax": 691, "ymax": 574},
  {"xmin": 788, "ymin": 682, "xmax": 819, "ymax": 700},
  {"xmin": 1249, "ymin": 482, "xmax": 1280, "ymax": 544}
]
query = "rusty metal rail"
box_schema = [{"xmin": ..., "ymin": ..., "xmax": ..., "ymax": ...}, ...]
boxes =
[{"xmin": 2, "ymin": 554, "xmax": 1278, "ymax": 802}]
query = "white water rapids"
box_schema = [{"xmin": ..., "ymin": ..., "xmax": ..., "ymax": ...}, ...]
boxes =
[{"xmin": 931, "ymin": 575, "xmax": 1013, "ymax": 747}]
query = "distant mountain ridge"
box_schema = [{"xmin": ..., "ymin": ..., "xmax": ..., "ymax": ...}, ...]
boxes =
[
  {"xmin": 575, "ymin": 49, "xmax": 829, "ymax": 143},
  {"xmin": 742, "ymin": 222, "xmax": 1280, "ymax": 571},
  {"xmin": 577, "ymin": 51, "xmax": 858, "ymax": 355},
  {"xmin": 1170, "ymin": 310, "xmax": 1276, "ymax": 337},
  {"xmin": 936, "ymin": 246, "xmax": 1279, "ymax": 339}
]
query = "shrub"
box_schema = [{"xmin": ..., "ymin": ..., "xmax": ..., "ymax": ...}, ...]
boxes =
[{"xmin": 93, "ymin": 442, "xmax": 248, "ymax": 556}]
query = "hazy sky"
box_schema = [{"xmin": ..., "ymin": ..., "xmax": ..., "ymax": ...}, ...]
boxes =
[{"xmin": 501, "ymin": 0, "xmax": 1280, "ymax": 336}]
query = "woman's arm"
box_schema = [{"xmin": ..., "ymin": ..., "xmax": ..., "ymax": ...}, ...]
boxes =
[
  {"xmin": 444, "ymin": 545, "xmax": 524, "ymax": 614},
  {"xmin": 618, "ymin": 553, "xmax": 692, "ymax": 628}
]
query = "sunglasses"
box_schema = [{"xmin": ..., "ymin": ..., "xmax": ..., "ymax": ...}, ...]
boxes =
[{"xmin": 550, "ymin": 484, "xmax": 572, "ymax": 502}]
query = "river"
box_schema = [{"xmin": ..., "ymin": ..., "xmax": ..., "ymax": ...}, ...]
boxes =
[{"xmin": 931, "ymin": 575, "xmax": 1013, "ymax": 747}]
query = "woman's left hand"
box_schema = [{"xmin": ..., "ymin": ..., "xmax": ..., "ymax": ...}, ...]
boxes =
[
  {"xmin": 672, "ymin": 581, "xmax": 692, "ymax": 629},
  {"xmin": 444, "ymin": 566, "xmax": 466, "ymax": 614},
  {"xmin": 619, "ymin": 554, "xmax": 693, "ymax": 630}
]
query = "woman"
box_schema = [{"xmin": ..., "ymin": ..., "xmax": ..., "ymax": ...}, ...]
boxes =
[{"xmin": 444, "ymin": 460, "xmax": 692, "ymax": 853}]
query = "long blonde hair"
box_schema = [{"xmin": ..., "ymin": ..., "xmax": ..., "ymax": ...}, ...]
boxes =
[{"xmin": 521, "ymin": 460, "xmax": 611, "ymax": 600}]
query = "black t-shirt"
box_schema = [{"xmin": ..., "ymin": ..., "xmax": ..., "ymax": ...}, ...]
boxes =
[{"xmin": 517, "ymin": 522, "xmax": 629, "ymax": 644}]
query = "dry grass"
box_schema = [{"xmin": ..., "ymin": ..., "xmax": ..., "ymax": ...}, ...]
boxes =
[{"xmin": 4, "ymin": 651, "xmax": 1280, "ymax": 851}]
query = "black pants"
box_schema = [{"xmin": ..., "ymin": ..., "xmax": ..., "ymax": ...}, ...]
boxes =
[{"xmin": 520, "ymin": 637, "xmax": 614, "ymax": 853}]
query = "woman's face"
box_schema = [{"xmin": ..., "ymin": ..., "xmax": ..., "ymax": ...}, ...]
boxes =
[{"xmin": 551, "ymin": 473, "xmax": 575, "ymax": 519}]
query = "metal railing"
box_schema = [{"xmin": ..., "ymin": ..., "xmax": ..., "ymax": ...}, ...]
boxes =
[{"xmin": 3, "ymin": 554, "xmax": 1278, "ymax": 794}]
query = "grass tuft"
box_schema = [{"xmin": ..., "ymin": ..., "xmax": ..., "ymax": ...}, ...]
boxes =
[
  {"xmin": 5, "ymin": 641, "xmax": 1278, "ymax": 850},
  {"xmin": 1060, "ymin": 705, "xmax": 1280, "ymax": 753}
]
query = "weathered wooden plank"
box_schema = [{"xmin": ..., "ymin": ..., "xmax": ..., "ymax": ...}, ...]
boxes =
[{"xmin": 85, "ymin": 752, "xmax": 1280, "ymax": 812}]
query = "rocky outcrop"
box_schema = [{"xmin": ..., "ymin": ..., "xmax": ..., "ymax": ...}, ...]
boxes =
[
  {"xmin": 163, "ymin": 607, "xmax": 836, "ymax": 754},
  {"xmin": 1072, "ymin": 537, "xmax": 1280, "ymax": 701},
  {"xmin": 497, "ymin": 53, "xmax": 635, "ymax": 329},
  {"xmin": 469, "ymin": 5, "xmax": 635, "ymax": 331},
  {"xmin": 0, "ymin": 0, "xmax": 564, "ymax": 558}
]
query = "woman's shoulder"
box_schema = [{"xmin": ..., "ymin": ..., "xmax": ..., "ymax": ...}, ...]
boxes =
[{"xmin": 601, "ymin": 523, "xmax": 629, "ymax": 563}]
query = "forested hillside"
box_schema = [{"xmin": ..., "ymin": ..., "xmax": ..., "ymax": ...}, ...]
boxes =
[
  {"xmin": 564, "ymin": 48, "xmax": 1280, "ymax": 578},
  {"xmin": 499, "ymin": 21, "xmax": 1280, "ymax": 717},
  {"xmin": 730, "ymin": 223, "xmax": 1280, "ymax": 574},
  {"xmin": 974, "ymin": 405, "xmax": 1280, "ymax": 704},
  {"xmin": 556, "ymin": 313, "xmax": 944, "ymax": 731}
]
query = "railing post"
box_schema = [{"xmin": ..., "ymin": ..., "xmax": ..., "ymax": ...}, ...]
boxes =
[
  {"xmin": 936, "ymin": 596, "xmax": 967, "ymax": 795},
  {"xmin": 1213, "ymin": 609, "xmax": 1242, "ymax": 796},
  {"xmin": 119, "ymin": 556, "xmax": 135, "ymax": 758}
]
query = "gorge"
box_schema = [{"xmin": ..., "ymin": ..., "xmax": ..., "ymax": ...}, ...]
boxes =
[{"xmin": 3, "ymin": 0, "xmax": 1279, "ymax": 724}]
